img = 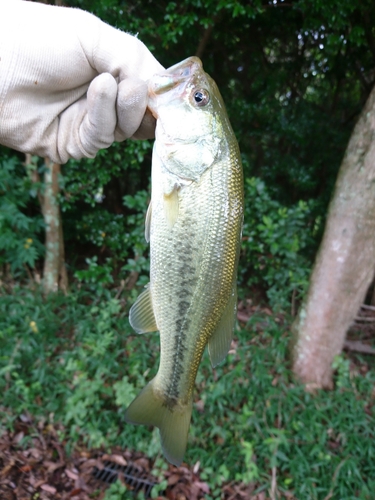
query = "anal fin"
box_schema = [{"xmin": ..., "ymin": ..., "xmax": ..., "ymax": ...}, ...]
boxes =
[
  {"xmin": 129, "ymin": 284, "xmax": 158, "ymax": 334},
  {"xmin": 208, "ymin": 287, "xmax": 238, "ymax": 367}
]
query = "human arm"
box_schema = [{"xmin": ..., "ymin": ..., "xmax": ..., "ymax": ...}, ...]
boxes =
[{"xmin": 0, "ymin": 0, "xmax": 163, "ymax": 163}]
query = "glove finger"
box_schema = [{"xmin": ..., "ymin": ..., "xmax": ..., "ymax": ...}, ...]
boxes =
[
  {"xmin": 83, "ymin": 17, "xmax": 164, "ymax": 82},
  {"xmin": 80, "ymin": 73, "xmax": 117, "ymax": 155},
  {"xmin": 115, "ymin": 77, "xmax": 156, "ymax": 140},
  {"xmin": 132, "ymin": 108, "xmax": 157, "ymax": 140}
]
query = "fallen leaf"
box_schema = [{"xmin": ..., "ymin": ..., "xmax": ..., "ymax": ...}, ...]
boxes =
[
  {"xmin": 167, "ymin": 473, "xmax": 181, "ymax": 486},
  {"xmin": 44, "ymin": 460, "xmax": 65, "ymax": 473},
  {"xmin": 192, "ymin": 461, "xmax": 200, "ymax": 474},
  {"xmin": 79, "ymin": 458, "xmax": 103, "ymax": 471},
  {"xmin": 102, "ymin": 454, "xmax": 127, "ymax": 466},
  {"xmin": 194, "ymin": 481, "xmax": 210, "ymax": 493},
  {"xmin": 179, "ymin": 467, "xmax": 190, "ymax": 475},
  {"xmin": 176, "ymin": 493, "xmax": 187, "ymax": 500},
  {"xmin": 0, "ymin": 462, "xmax": 15, "ymax": 477},
  {"xmin": 29, "ymin": 448, "xmax": 42, "ymax": 460},
  {"xmin": 134, "ymin": 457, "xmax": 149, "ymax": 469},
  {"xmin": 13, "ymin": 432, "xmax": 24, "ymax": 444},
  {"xmin": 237, "ymin": 311, "xmax": 250, "ymax": 322},
  {"xmin": 19, "ymin": 464, "xmax": 32, "ymax": 473},
  {"xmin": 40, "ymin": 483, "xmax": 57, "ymax": 494},
  {"xmin": 69, "ymin": 487, "xmax": 82, "ymax": 496},
  {"xmin": 65, "ymin": 469, "xmax": 79, "ymax": 481},
  {"xmin": 195, "ymin": 400, "xmax": 204, "ymax": 412},
  {"xmin": 34, "ymin": 479, "xmax": 47, "ymax": 488}
]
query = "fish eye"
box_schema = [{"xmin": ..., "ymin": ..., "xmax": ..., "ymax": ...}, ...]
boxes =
[{"xmin": 193, "ymin": 89, "xmax": 210, "ymax": 107}]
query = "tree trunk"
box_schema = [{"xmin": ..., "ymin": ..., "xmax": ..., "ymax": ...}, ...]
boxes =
[
  {"xmin": 58, "ymin": 216, "xmax": 68, "ymax": 293},
  {"xmin": 291, "ymin": 85, "xmax": 375, "ymax": 389},
  {"xmin": 42, "ymin": 158, "xmax": 67, "ymax": 294}
]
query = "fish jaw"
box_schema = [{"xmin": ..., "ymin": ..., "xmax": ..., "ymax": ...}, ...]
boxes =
[
  {"xmin": 148, "ymin": 56, "xmax": 232, "ymax": 185},
  {"xmin": 148, "ymin": 57, "xmax": 204, "ymax": 118}
]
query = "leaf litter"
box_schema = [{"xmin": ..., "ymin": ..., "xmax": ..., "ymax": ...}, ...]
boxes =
[{"xmin": 0, "ymin": 414, "xmax": 278, "ymax": 499}]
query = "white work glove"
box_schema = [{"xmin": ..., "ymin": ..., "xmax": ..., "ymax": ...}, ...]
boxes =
[{"xmin": 0, "ymin": 0, "xmax": 164, "ymax": 164}]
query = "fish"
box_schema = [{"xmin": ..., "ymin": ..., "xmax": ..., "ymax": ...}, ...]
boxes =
[{"xmin": 125, "ymin": 56, "xmax": 244, "ymax": 466}]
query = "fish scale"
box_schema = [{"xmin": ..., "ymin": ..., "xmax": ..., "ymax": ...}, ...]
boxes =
[{"xmin": 125, "ymin": 57, "xmax": 244, "ymax": 466}]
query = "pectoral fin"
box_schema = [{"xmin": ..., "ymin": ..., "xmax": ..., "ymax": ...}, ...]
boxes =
[
  {"xmin": 208, "ymin": 287, "xmax": 238, "ymax": 367},
  {"xmin": 129, "ymin": 284, "xmax": 158, "ymax": 334},
  {"xmin": 145, "ymin": 202, "xmax": 152, "ymax": 243},
  {"xmin": 163, "ymin": 186, "xmax": 179, "ymax": 228}
]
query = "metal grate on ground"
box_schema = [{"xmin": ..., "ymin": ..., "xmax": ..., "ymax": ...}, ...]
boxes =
[{"xmin": 93, "ymin": 459, "xmax": 158, "ymax": 497}]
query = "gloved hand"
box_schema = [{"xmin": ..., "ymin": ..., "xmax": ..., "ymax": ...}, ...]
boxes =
[{"xmin": 0, "ymin": 1, "xmax": 164, "ymax": 164}]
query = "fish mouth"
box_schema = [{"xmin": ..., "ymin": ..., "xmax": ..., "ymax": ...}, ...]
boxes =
[{"xmin": 149, "ymin": 56, "xmax": 203, "ymax": 97}]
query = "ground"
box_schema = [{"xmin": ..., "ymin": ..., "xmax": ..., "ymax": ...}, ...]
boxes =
[
  {"xmin": 1, "ymin": 301, "xmax": 374, "ymax": 500},
  {"xmin": 0, "ymin": 419, "xmax": 260, "ymax": 500}
]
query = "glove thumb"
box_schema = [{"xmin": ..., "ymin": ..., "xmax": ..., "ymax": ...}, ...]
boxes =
[
  {"xmin": 80, "ymin": 72, "xmax": 118, "ymax": 155},
  {"xmin": 58, "ymin": 72, "xmax": 117, "ymax": 162},
  {"xmin": 115, "ymin": 77, "xmax": 156, "ymax": 141}
]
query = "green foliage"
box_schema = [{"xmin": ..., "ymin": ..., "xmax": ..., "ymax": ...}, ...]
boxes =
[
  {"xmin": 74, "ymin": 256, "xmax": 114, "ymax": 287},
  {"xmin": 71, "ymin": 189, "xmax": 150, "ymax": 290},
  {"xmin": 102, "ymin": 480, "xmax": 148, "ymax": 500},
  {"xmin": 60, "ymin": 141, "xmax": 153, "ymax": 209},
  {"xmin": 102, "ymin": 479, "xmax": 148, "ymax": 500},
  {"xmin": 122, "ymin": 190, "xmax": 150, "ymax": 261},
  {"xmin": 2, "ymin": 1, "xmax": 375, "ymax": 495},
  {"xmin": 1, "ymin": 286, "xmax": 374, "ymax": 498},
  {"xmin": 102, "ymin": 481, "xmax": 128, "ymax": 500},
  {"xmin": 192, "ymin": 314, "xmax": 375, "ymax": 498},
  {"xmin": 0, "ymin": 155, "xmax": 44, "ymax": 275},
  {"xmin": 4, "ymin": 0, "xmax": 374, "ymax": 307},
  {"xmin": 155, "ymin": 0, "xmax": 263, "ymax": 47},
  {"xmin": 0, "ymin": 285, "xmax": 156, "ymax": 452},
  {"xmin": 32, "ymin": 0, "xmax": 373, "ymax": 313},
  {"xmin": 1, "ymin": 1, "xmax": 375, "ymax": 498},
  {"xmin": 66, "ymin": 0, "xmax": 374, "ymax": 211},
  {"xmin": 71, "ymin": 193, "xmax": 148, "ymax": 264},
  {"xmin": 240, "ymin": 441, "xmax": 259, "ymax": 484},
  {"xmin": 241, "ymin": 177, "xmax": 317, "ymax": 309},
  {"xmin": 58, "ymin": 141, "xmax": 152, "ymax": 288},
  {"xmin": 332, "ymin": 354, "xmax": 351, "ymax": 388}
]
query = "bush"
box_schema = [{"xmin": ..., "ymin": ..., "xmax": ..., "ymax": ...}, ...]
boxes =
[
  {"xmin": 72, "ymin": 190, "xmax": 150, "ymax": 290},
  {"xmin": 0, "ymin": 155, "xmax": 44, "ymax": 276},
  {"xmin": 1, "ymin": 286, "xmax": 374, "ymax": 498},
  {"xmin": 240, "ymin": 177, "xmax": 319, "ymax": 310}
]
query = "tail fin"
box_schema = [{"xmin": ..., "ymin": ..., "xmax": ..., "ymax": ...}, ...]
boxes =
[{"xmin": 124, "ymin": 378, "xmax": 192, "ymax": 467}]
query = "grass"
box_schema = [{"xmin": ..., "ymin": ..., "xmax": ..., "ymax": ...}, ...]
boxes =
[{"xmin": 0, "ymin": 283, "xmax": 374, "ymax": 499}]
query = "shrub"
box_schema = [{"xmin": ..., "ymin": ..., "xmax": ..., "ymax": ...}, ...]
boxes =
[
  {"xmin": 240, "ymin": 177, "xmax": 319, "ymax": 310},
  {"xmin": 0, "ymin": 155, "xmax": 44, "ymax": 276}
]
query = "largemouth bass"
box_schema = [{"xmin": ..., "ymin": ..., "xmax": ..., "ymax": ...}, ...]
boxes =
[{"xmin": 125, "ymin": 56, "xmax": 244, "ymax": 466}]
